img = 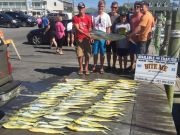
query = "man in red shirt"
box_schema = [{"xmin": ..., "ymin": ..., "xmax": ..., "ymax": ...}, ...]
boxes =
[
  {"xmin": 128, "ymin": 1, "xmax": 143, "ymax": 72},
  {"xmin": 73, "ymin": 2, "xmax": 92, "ymax": 75}
]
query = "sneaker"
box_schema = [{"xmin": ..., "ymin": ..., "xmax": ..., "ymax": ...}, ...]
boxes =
[
  {"xmin": 129, "ymin": 69, "xmax": 135, "ymax": 74},
  {"xmin": 118, "ymin": 68, "xmax": 123, "ymax": 74},
  {"xmin": 111, "ymin": 67, "xmax": 117, "ymax": 72}
]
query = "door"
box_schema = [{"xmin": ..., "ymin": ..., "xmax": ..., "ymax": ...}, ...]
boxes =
[{"xmin": 0, "ymin": 38, "xmax": 12, "ymax": 86}]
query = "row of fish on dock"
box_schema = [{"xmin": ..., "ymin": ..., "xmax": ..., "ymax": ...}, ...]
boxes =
[{"xmin": 2, "ymin": 78, "xmax": 138, "ymax": 134}]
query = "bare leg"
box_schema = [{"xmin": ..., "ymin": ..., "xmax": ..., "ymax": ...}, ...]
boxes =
[
  {"xmin": 119, "ymin": 56, "xmax": 122, "ymax": 69},
  {"xmin": 100, "ymin": 54, "xmax": 105, "ymax": 72},
  {"xmin": 52, "ymin": 37, "xmax": 57, "ymax": 47},
  {"xmin": 85, "ymin": 56, "xmax": 89, "ymax": 73},
  {"xmin": 130, "ymin": 53, "xmax": 134, "ymax": 69},
  {"xmin": 112, "ymin": 52, "xmax": 117, "ymax": 68},
  {"xmin": 78, "ymin": 56, "xmax": 83, "ymax": 72},
  {"xmin": 124, "ymin": 56, "xmax": 127, "ymax": 69},
  {"xmin": 106, "ymin": 52, "xmax": 111, "ymax": 68},
  {"xmin": 67, "ymin": 33, "xmax": 70, "ymax": 47},
  {"xmin": 71, "ymin": 33, "xmax": 74, "ymax": 47},
  {"xmin": 93, "ymin": 55, "xmax": 98, "ymax": 71}
]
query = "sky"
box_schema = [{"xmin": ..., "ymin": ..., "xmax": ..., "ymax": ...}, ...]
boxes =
[{"xmin": 74, "ymin": 0, "xmax": 136, "ymax": 8}]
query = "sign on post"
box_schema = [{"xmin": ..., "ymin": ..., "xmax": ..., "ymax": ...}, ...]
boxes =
[{"xmin": 134, "ymin": 55, "xmax": 178, "ymax": 85}]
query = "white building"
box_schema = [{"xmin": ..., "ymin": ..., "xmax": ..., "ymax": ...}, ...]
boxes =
[
  {"xmin": 42, "ymin": 0, "xmax": 63, "ymax": 12},
  {"xmin": 0, "ymin": 0, "xmax": 73, "ymax": 13}
]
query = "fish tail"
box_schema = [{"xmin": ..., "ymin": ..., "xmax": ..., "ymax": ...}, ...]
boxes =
[
  {"xmin": 102, "ymin": 130, "xmax": 108, "ymax": 134},
  {"xmin": 104, "ymin": 126, "xmax": 111, "ymax": 131},
  {"xmin": 119, "ymin": 112, "xmax": 124, "ymax": 116},
  {"xmin": 61, "ymin": 132, "xmax": 66, "ymax": 135}
]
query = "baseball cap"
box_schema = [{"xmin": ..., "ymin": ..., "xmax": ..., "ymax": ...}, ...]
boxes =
[
  {"xmin": 141, "ymin": 1, "xmax": 149, "ymax": 6},
  {"xmin": 134, "ymin": 1, "xmax": 142, "ymax": 7},
  {"xmin": 78, "ymin": 2, "xmax": 85, "ymax": 8},
  {"xmin": 120, "ymin": 12, "xmax": 127, "ymax": 16}
]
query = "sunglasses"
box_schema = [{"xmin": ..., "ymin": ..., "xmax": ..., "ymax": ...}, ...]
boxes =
[
  {"xmin": 111, "ymin": 6, "xmax": 118, "ymax": 9},
  {"xmin": 135, "ymin": 5, "xmax": 141, "ymax": 8}
]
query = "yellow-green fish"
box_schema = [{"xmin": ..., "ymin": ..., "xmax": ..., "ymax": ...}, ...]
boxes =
[
  {"xmin": 9, "ymin": 116, "xmax": 39, "ymax": 122},
  {"xmin": 29, "ymin": 127, "xmax": 65, "ymax": 134},
  {"xmin": 3, "ymin": 122, "xmax": 32, "ymax": 129},
  {"xmin": 74, "ymin": 119, "xmax": 110, "ymax": 130},
  {"xmin": 78, "ymin": 116, "xmax": 112, "ymax": 122},
  {"xmin": 67, "ymin": 124, "xmax": 107, "ymax": 134}
]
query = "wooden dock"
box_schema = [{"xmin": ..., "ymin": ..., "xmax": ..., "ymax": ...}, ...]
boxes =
[{"xmin": 0, "ymin": 73, "xmax": 177, "ymax": 135}]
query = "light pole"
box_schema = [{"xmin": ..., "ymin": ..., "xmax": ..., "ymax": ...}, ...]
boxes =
[
  {"xmin": 72, "ymin": 0, "xmax": 74, "ymax": 16},
  {"xmin": 165, "ymin": 9, "xmax": 180, "ymax": 112},
  {"xmin": 43, "ymin": 0, "xmax": 47, "ymax": 16}
]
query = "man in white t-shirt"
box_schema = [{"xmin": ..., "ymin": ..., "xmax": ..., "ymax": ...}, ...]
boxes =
[{"xmin": 92, "ymin": 0, "xmax": 112, "ymax": 74}]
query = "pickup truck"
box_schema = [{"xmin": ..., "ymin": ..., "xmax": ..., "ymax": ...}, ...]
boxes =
[{"xmin": 0, "ymin": 37, "xmax": 20, "ymax": 107}]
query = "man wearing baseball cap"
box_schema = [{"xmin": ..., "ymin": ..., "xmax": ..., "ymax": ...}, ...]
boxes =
[
  {"xmin": 128, "ymin": 1, "xmax": 154, "ymax": 54},
  {"xmin": 73, "ymin": 2, "xmax": 92, "ymax": 75},
  {"xmin": 128, "ymin": 1, "xmax": 143, "ymax": 72}
]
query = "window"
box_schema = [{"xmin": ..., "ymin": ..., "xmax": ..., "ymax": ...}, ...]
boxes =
[
  {"xmin": 3, "ymin": 2, "xmax": 8, "ymax": 6},
  {"xmin": 35, "ymin": 2, "xmax": 40, "ymax": 7},
  {"xmin": 16, "ymin": 2, "xmax": 21, "ymax": 8},
  {"xmin": 54, "ymin": 2, "xmax": 56, "ymax": 6},
  {"xmin": 162, "ymin": 2, "xmax": 168, "ymax": 7},
  {"xmin": 22, "ymin": 2, "xmax": 26, "ymax": 6},
  {"xmin": 155, "ymin": 3, "xmax": 160, "ymax": 7},
  {"xmin": 149, "ymin": 2, "xmax": 152, "ymax": 7}
]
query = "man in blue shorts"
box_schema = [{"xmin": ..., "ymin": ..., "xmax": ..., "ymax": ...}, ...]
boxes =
[{"xmin": 92, "ymin": 0, "xmax": 111, "ymax": 74}]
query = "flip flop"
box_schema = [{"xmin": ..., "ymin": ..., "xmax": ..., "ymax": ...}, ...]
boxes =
[
  {"xmin": 91, "ymin": 67, "xmax": 97, "ymax": 73},
  {"xmin": 85, "ymin": 71, "xmax": 90, "ymax": 75},
  {"xmin": 100, "ymin": 69, "xmax": 104, "ymax": 74},
  {"xmin": 78, "ymin": 71, "xmax": 83, "ymax": 75}
]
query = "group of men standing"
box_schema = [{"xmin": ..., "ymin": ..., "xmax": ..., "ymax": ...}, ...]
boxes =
[{"xmin": 73, "ymin": 0, "xmax": 154, "ymax": 75}]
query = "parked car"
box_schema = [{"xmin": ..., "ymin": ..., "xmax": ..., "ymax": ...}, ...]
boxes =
[
  {"xmin": 47, "ymin": 13, "xmax": 69, "ymax": 20},
  {"xmin": 4, "ymin": 11, "xmax": 37, "ymax": 27},
  {"xmin": 0, "ymin": 13, "xmax": 21, "ymax": 28},
  {"xmin": 27, "ymin": 20, "xmax": 72, "ymax": 45},
  {"xmin": 0, "ymin": 37, "xmax": 20, "ymax": 106}
]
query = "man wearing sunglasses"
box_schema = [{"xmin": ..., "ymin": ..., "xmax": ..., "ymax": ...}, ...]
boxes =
[
  {"xmin": 73, "ymin": 2, "xmax": 92, "ymax": 75},
  {"xmin": 92, "ymin": 0, "xmax": 112, "ymax": 74},
  {"xmin": 128, "ymin": 1, "xmax": 154, "ymax": 55},
  {"xmin": 106, "ymin": 1, "xmax": 120, "ymax": 72},
  {"xmin": 128, "ymin": 1, "xmax": 143, "ymax": 72}
]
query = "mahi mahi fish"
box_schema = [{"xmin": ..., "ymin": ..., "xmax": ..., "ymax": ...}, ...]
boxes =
[
  {"xmin": 29, "ymin": 127, "xmax": 65, "ymax": 134},
  {"xmin": 74, "ymin": 119, "xmax": 110, "ymax": 130},
  {"xmin": 67, "ymin": 124, "xmax": 107, "ymax": 134},
  {"xmin": 78, "ymin": 116, "xmax": 112, "ymax": 122}
]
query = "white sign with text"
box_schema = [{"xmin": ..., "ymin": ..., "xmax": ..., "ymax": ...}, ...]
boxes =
[{"xmin": 134, "ymin": 55, "xmax": 178, "ymax": 85}]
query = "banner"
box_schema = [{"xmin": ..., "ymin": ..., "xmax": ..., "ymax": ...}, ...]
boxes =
[{"xmin": 134, "ymin": 55, "xmax": 178, "ymax": 85}]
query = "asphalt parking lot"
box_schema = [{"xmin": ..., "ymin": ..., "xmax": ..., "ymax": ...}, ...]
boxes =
[{"xmin": 1, "ymin": 26, "xmax": 79, "ymax": 82}]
